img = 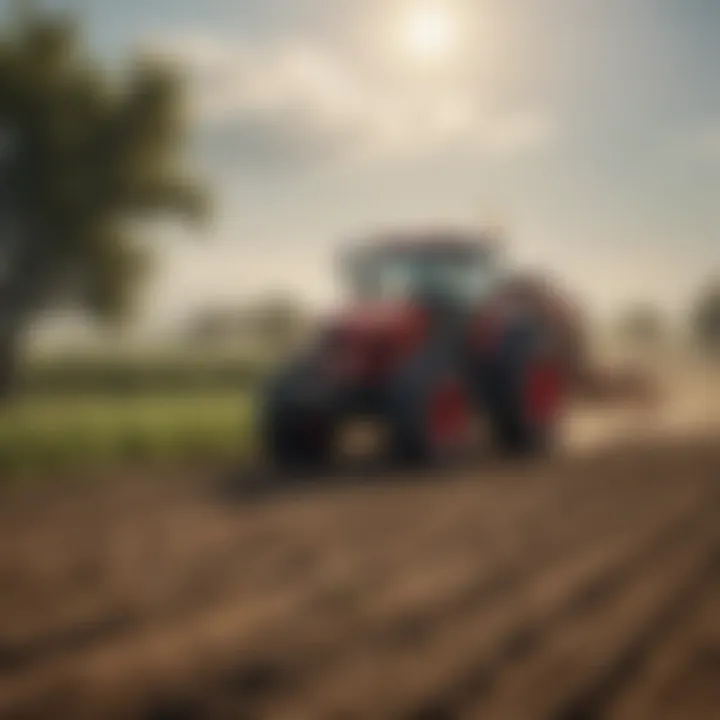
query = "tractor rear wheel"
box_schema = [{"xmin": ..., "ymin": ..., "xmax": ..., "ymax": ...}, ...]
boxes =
[
  {"xmin": 388, "ymin": 357, "xmax": 473, "ymax": 466},
  {"xmin": 485, "ymin": 328, "xmax": 565, "ymax": 456}
]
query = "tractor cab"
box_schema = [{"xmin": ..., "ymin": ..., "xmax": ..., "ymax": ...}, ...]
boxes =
[{"xmin": 341, "ymin": 230, "xmax": 502, "ymax": 314}]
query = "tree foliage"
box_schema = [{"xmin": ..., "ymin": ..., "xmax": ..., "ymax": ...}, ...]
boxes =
[
  {"xmin": 0, "ymin": 9, "xmax": 204, "ymax": 392},
  {"xmin": 692, "ymin": 279, "xmax": 720, "ymax": 355}
]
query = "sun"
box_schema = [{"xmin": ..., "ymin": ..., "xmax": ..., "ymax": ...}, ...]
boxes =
[{"xmin": 400, "ymin": 2, "xmax": 461, "ymax": 65}]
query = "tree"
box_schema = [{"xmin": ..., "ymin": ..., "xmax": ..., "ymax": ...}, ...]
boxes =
[
  {"xmin": 0, "ymin": 9, "xmax": 204, "ymax": 396},
  {"xmin": 692, "ymin": 279, "xmax": 720, "ymax": 355}
]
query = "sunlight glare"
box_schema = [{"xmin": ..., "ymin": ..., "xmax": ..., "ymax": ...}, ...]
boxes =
[{"xmin": 400, "ymin": 2, "xmax": 461, "ymax": 65}]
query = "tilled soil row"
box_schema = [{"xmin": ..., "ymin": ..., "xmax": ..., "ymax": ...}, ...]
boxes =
[{"xmin": 0, "ymin": 439, "xmax": 718, "ymax": 720}]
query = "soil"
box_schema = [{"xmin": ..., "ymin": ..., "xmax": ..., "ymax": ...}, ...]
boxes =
[{"xmin": 0, "ymin": 427, "xmax": 718, "ymax": 719}]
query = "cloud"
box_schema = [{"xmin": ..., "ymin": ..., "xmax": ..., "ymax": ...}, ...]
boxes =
[{"xmin": 146, "ymin": 29, "xmax": 555, "ymax": 167}]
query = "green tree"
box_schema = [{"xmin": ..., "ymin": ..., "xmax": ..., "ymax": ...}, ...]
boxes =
[
  {"xmin": 692, "ymin": 279, "xmax": 720, "ymax": 355},
  {"xmin": 0, "ymin": 10, "xmax": 204, "ymax": 396}
]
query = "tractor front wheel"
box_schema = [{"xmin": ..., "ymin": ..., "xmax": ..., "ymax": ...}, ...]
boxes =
[{"xmin": 261, "ymin": 363, "xmax": 336, "ymax": 470}]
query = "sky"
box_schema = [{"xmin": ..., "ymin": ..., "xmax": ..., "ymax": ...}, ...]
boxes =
[{"xmin": 9, "ymin": 0, "xmax": 720, "ymax": 332}]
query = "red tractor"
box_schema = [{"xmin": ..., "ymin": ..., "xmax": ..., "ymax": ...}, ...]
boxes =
[{"xmin": 261, "ymin": 228, "xmax": 584, "ymax": 468}]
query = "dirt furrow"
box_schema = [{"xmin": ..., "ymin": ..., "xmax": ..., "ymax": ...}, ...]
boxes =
[
  {"xmin": 461, "ymin": 505, "xmax": 720, "ymax": 719},
  {"xmin": 204, "ymin": 469, "xmax": 703, "ymax": 719},
  {"xmin": 604, "ymin": 576, "xmax": 720, "ymax": 720},
  {"xmin": 0, "ymin": 455, "xmax": 663, "ymax": 718},
  {"xmin": 0, "ymin": 440, "xmax": 716, "ymax": 720},
  {"xmin": 0, "ymin": 445, "xmax": 650, "ymax": 682},
  {"xmin": 264, "ymin": 478, "xmax": 714, "ymax": 719},
  {"xmin": 0, "ymin": 466, "xmax": 575, "ymax": 679}
]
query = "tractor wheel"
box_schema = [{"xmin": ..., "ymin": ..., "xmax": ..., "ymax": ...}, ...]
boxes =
[
  {"xmin": 485, "ymin": 327, "xmax": 565, "ymax": 456},
  {"xmin": 261, "ymin": 362, "xmax": 335, "ymax": 470},
  {"xmin": 388, "ymin": 357, "xmax": 473, "ymax": 466}
]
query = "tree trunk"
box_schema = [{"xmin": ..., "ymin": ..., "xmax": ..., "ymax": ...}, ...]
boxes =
[
  {"xmin": 0, "ymin": 269, "xmax": 32, "ymax": 404},
  {"xmin": 0, "ymin": 245, "xmax": 47, "ymax": 404},
  {"xmin": 0, "ymin": 329, "xmax": 18, "ymax": 401},
  {"xmin": 0, "ymin": 192, "xmax": 56, "ymax": 402},
  {"xmin": 0, "ymin": 287, "xmax": 26, "ymax": 403}
]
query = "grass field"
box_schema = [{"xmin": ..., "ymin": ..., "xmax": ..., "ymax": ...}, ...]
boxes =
[
  {"xmin": 0, "ymin": 392, "xmax": 254, "ymax": 477},
  {"xmin": 0, "ymin": 347, "xmax": 269, "ymax": 478},
  {"xmin": 18, "ymin": 349, "xmax": 268, "ymax": 396},
  {"xmin": 0, "ymin": 345, "xmax": 715, "ymax": 479}
]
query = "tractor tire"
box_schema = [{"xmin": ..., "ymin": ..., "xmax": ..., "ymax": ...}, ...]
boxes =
[
  {"xmin": 387, "ymin": 354, "xmax": 473, "ymax": 466},
  {"xmin": 260, "ymin": 361, "xmax": 335, "ymax": 470},
  {"xmin": 484, "ymin": 324, "xmax": 565, "ymax": 456}
]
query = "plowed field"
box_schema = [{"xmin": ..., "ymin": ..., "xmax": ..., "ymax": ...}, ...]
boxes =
[{"xmin": 0, "ymin": 427, "xmax": 718, "ymax": 719}]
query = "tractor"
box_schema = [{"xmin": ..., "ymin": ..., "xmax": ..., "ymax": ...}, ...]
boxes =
[{"xmin": 260, "ymin": 228, "xmax": 584, "ymax": 468}]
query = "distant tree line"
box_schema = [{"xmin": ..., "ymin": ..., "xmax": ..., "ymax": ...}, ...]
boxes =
[
  {"xmin": 692, "ymin": 278, "xmax": 720, "ymax": 354},
  {"xmin": 616, "ymin": 278, "xmax": 720, "ymax": 355},
  {"xmin": 184, "ymin": 296, "xmax": 312, "ymax": 353}
]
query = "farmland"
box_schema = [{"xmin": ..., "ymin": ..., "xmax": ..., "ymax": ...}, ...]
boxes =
[
  {"xmin": 0, "ymin": 343, "xmax": 715, "ymax": 478},
  {"xmin": 0, "ymin": 437, "xmax": 718, "ymax": 719},
  {"xmin": 0, "ymin": 344, "xmax": 720, "ymax": 720},
  {"xmin": 0, "ymin": 346, "xmax": 717, "ymax": 718},
  {"xmin": 2, "ymin": 2, "xmax": 717, "ymax": 717},
  {"xmin": 0, "ymin": 349, "xmax": 265, "ymax": 477},
  {"xmin": 0, "ymin": 393, "xmax": 253, "ymax": 476}
]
